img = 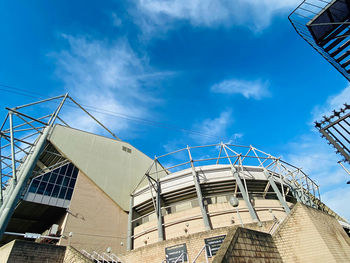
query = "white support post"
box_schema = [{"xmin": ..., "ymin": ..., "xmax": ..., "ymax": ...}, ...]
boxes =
[
  {"xmin": 263, "ymin": 169, "xmax": 291, "ymax": 214},
  {"xmin": 0, "ymin": 134, "xmax": 2, "ymax": 206},
  {"xmin": 127, "ymin": 195, "xmax": 134, "ymax": 251},
  {"xmin": 223, "ymin": 145, "xmax": 260, "ymax": 224},
  {"xmin": 0, "ymin": 126, "xmax": 50, "ymax": 239},
  {"xmin": 156, "ymin": 181, "xmax": 164, "ymax": 242},
  {"xmin": 8, "ymin": 112, "xmax": 17, "ymax": 184},
  {"xmin": 187, "ymin": 146, "xmax": 211, "ymax": 231}
]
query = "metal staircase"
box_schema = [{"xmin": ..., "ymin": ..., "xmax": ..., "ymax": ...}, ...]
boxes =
[
  {"xmin": 289, "ymin": 0, "xmax": 350, "ymax": 80},
  {"xmin": 81, "ymin": 250, "xmax": 125, "ymax": 263}
]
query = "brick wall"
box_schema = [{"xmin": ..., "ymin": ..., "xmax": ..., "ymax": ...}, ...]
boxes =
[
  {"xmin": 213, "ymin": 228, "xmax": 283, "ymax": 263},
  {"xmin": 0, "ymin": 240, "xmax": 92, "ymax": 263},
  {"xmin": 2, "ymin": 240, "xmax": 66, "ymax": 263},
  {"xmin": 134, "ymin": 199, "xmax": 289, "ymax": 249},
  {"xmin": 273, "ymin": 203, "xmax": 350, "ymax": 263},
  {"xmin": 125, "ymin": 221, "xmax": 274, "ymax": 263}
]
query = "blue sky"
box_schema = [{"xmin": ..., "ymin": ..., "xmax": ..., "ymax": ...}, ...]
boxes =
[{"xmin": 1, "ymin": 0, "xmax": 349, "ymax": 219}]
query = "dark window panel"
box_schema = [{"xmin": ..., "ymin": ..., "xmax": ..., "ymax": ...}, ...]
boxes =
[
  {"xmin": 66, "ymin": 188, "xmax": 73, "ymax": 200},
  {"xmin": 60, "ymin": 164, "xmax": 68, "ymax": 175},
  {"xmin": 52, "ymin": 185, "xmax": 60, "ymax": 198},
  {"xmin": 63, "ymin": 177, "xmax": 70, "ymax": 187},
  {"xmin": 37, "ymin": 182, "xmax": 47, "ymax": 195},
  {"xmin": 29, "ymin": 179, "xmax": 40, "ymax": 193},
  {"xmin": 49, "ymin": 173, "xmax": 58, "ymax": 184},
  {"xmin": 56, "ymin": 175, "xmax": 64, "ymax": 185},
  {"xmin": 69, "ymin": 178, "xmax": 76, "ymax": 188},
  {"xmin": 59, "ymin": 187, "xmax": 67, "ymax": 199},
  {"xmin": 44, "ymin": 183, "xmax": 54, "ymax": 196},
  {"xmin": 42, "ymin": 173, "xmax": 50, "ymax": 182}
]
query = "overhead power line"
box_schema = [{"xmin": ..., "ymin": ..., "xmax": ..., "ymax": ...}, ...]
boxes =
[{"xmin": 0, "ymin": 84, "xmax": 223, "ymax": 140}]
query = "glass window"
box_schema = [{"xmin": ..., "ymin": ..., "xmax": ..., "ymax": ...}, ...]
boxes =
[
  {"xmin": 44, "ymin": 183, "xmax": 54, "ymax": 196},
  {"xmin": 66, "ymin": 188, "xmax": 73, "ymax": 200},
  {"xmin": 49, "ymin": 173, "xmax": 58, "ymax": 184},
  {"xmin": 59, "ymin": 187, "xmax": 67, "ymax": 199},
  {"xmin": 69, "ymin": 178, "xmax": 76, "ymax": 188},
  {"xmin": 63, "ymin": 177, "xmax": 70, "ymax": 187},
  {"xmin": 37, "ymin": 182, "xmax": 47, "ymax": 195},
  {"xmin": 29, "ymin": 179, "xmax": 40, "ymax": 193},
  {"xmin": 26, "ymin": 162, "xmax": 79, "ymax": 202},
  {"xmin": 52, "ymin": 185, "xmax": 60, "ymax": 198}
]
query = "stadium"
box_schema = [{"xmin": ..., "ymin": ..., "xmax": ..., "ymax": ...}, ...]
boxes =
[
  {"xmin": 1, "ymin": 0, "xmax": 350, "ymax": 262},
  {"xmin": 0, "ymin": 95, "xmax": 349, "ymax": 263}
]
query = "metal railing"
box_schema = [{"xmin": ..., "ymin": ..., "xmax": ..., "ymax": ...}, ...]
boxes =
[{"xmin": 289, "ymin": 0, "xmax": 350, "ymax": 81}]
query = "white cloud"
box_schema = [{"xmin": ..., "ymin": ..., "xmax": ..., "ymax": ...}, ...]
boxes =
[
  {"xmin": 284, "ymin": 133, "xmax": 350, "ymax": 221},
  {"xmin": 323, "ymin": 187, "xmax": 350, "ymax": 221},
  {"xmin": 285, "ymin": 133, "xmax": 348, "ymax": 187},
  {"xmin": 51, "ymin": 35, "xmax": 169, "ymax": 137},
  {"xmin": 111, "ymin": 13, "xmax": 122, "ymax": 27},
  {"xmin": 211, "ymin": 78, "xmax": 270, "ymax": 99},
  {"xmin": 312, "ymin": 85, "xmax": 350, "ymax": 122},
  {"xmin": 191, "ymin": 110, "xmax": 234, "ymax": 144},
  {"xmin": 282, "ymin": 84, "xmax": 350, "ymax": 221},
  {"xmin": 134, "ymin": 0, "xmax": 300, "ymax": 34}
]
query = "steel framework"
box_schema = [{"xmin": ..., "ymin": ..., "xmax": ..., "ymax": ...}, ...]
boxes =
[
  {"xmin": 315, "ymin": 103, "xmax": 350, "ymax": 163},
  {"xmin": 127, "ymin": 143, "xmax": 344, "ymax": 250},
  {"xmin": 0, "ymin": 94, "xmax": 120, "ymax": 239},
  {"xmin": 289, "ymin": 0, "xmax": 350, "ymax": 81}
]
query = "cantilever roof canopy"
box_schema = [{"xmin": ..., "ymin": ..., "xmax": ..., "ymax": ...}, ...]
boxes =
[
  {"xmin": 48, "ymin": 124, "xmax": 153, "ymax": 211},
  {"xmin": 0, "ymin": 94, "xmax": 158, "ymax": 241}
]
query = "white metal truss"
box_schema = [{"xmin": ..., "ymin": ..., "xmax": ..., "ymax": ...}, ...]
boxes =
[
  {"xmin": 0, "ymin": 94, "xmax": 120, "ymax": 239},
  {"xmin": 127, "ymin": 142, "xmax": 347, "ymax": 250}
]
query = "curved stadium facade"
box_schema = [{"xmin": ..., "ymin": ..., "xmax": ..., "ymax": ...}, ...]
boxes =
[{"xmin": 128, "ymin": 144, "xmax": 346, "ymax": 250}]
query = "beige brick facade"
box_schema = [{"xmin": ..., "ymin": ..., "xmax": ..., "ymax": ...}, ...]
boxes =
[
  {"xmin": 134, "ymin": 199, "xmax": 290, "ymax": 249},
  {"xmin": 213, "ymin": 228, "xmax": 283, "ymax": 263},
  {"xmin": 125, "ymin": 221, "xmax": 274, "ymax": 263},
  {"xmin": 273, "ymin": 203, "xmax": 350, "ymax": 263},
  {"xmin": 58, "ymin": 171, "xmax": 128, "ymax": 254}
]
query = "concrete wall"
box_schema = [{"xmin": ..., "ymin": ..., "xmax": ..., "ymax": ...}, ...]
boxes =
[
  {"xmin": 59, "ymin": 171, "xmax": 128, "ymax": 254},
  {"xmin": 125, "ymin": 221, "xmax": 274, "ymax": 263},
  {"xmin": 134, "ymin": 199, "xmax": 289, "ymax": 249},
  {"xmin": 273, "ymin": 203, "xmax": 350, "ymax": 263}
]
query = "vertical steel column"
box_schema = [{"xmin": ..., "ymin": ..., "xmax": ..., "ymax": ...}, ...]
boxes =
[
  {"xmin": 8, "ymin": 112, "xmax": 17, "ymax": 184},
  {"xmin": 263, "ymin": 170, "xmax": 291, "ymax": 214},
  {"xmin": 187, "ymin": 146, "xmax": 211, "ymax": 231},
  {"xmin": 0, "ymin": 134, "xmax": 2, "ymax": 206},
  {"xmin": 0, "ymin": 126, "xmax": 50, "ymax": 239},
  {"xmin": 223, "ymin": 146, "xmax": 260, "ymax": 224},
  {"xmin": 156, "ymin": 181, "xmax": 164, "ymax": 241},
  {"xmin": 127, "ymin": 195, "xmax": 134, "ymax": 251},
  {"xmin": 48, "ymin": 93, "xmax": 68, "ymax": 126}
]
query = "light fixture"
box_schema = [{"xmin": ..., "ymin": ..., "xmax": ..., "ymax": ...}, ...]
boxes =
[{"xmin": 229, "ymin": 196, "xmax": 239, "ymax": 207}]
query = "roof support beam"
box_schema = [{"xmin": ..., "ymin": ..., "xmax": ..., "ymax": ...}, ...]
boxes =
[
  {"xmin": 0, "ymin": 134, "xmax": 3, "ymax": 206},
  {"xmin": 0, "ymin": 126, "xmax": 50, "ymax": 239},
  {"xmin": 127, "ymin": 195, "xmax": 134, "ymax": 251},
  {"xmin": 187, "ymin": 146, "xmax": 211, "ymax": 231},
  {"xmin": 263, "ymin": 169, "xmax": 291, "ymax": 214},
  {"xmin": 156, "ymin": 181, "xmax": 164, "ymax": 242},
  {"xmin": 9, "ymin": 112, "xmax": 17, "ymax": 184},
  {"xmin": 223, "ymin": 145, "xmax": 260, "ymax": 224},
  {"xmin": 155, "ymin": 161, "xmax": 164, "ymax": 242}
]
